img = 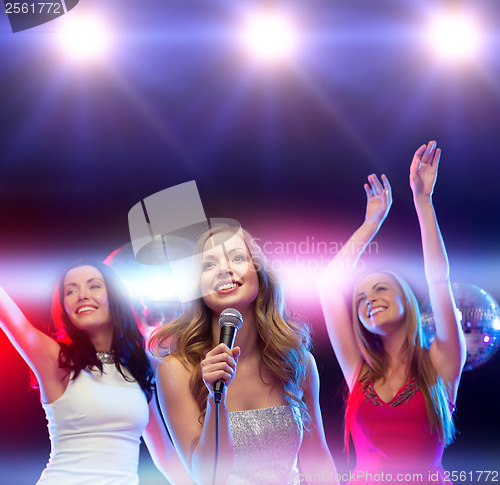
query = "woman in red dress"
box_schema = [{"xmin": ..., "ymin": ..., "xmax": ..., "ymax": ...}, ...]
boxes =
[{"xmin": 317, "ymin": 141, "xmax": 466, "ymax": 484}]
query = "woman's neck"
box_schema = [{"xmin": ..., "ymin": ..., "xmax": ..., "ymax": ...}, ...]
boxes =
[
  {"xmin": 380, "ymin": 328, "xmax": 409, "ymax": 373},
  {"xmin": 89, "ymin": 330, "xmax": 114, "ymax": 352}
]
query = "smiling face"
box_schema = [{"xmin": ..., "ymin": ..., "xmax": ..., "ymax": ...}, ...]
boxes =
[
  {"xmin": 200, "ymin": 231, "xmax": 260, "ymax": 314},
  {"xmin": 63, "ymin": 265, "xmax": 113, "ymax": 335},
  {"xmin": 355, "ymin": 272, "xmax": 406, "ymax": 336}
]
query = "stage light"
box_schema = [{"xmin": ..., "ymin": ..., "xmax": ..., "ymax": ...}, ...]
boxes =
[
  {"xmin": 241, "ymin": 12, "xmax": 298, "ymax": 62},
  {"xmin": 426, "ymin": 11, "xmax": 481, "ymax": 63},
  {"xmin": 57, "ymin": 14, "xmax": 110, "ymax": 61},
  {"xmin": 126, "ymin": 274, "xmax": 178, "ymax": 302}
]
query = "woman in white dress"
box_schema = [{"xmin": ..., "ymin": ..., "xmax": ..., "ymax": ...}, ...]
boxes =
[{"xmin": 0, "ymin": 259, "xmax": 191, "ymax": 485}]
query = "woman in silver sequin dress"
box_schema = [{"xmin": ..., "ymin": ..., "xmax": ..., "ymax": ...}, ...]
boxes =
[{"xmin": 150, "ymin": 225, "xmax": 338, "ymax": 485}]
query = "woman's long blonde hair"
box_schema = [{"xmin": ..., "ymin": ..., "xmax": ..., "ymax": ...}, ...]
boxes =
[
  {"xmin": 149, "ymin": 224, "xmax": 311, "ymax": 424},
  {"xmin": 349, "ymin": 270, "xmax": 455, "ymax": 446}
]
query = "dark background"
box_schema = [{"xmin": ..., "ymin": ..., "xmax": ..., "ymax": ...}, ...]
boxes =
[{"xmin": 1, "ymin": 1, "xmax": 499, "ymax": 483}]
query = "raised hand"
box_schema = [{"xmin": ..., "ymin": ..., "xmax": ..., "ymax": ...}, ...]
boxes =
[
  {"xmin": 364, "ymin": 173, "xmax": 392, "ymax": 228},
  {"xmin": 410, "ymin": 140, "xmax": 440, "ymax": 198},
  {"xmin": 201, "ymin": 343, "xmax": 240, "ymax": 397}
]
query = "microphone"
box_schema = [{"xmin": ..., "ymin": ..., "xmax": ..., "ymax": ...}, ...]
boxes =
[{"xmin": 214, "ymin": 308, "xmax": 243, "ymax": 404}]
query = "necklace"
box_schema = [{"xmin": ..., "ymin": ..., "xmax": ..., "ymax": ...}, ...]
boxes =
[{"xmin": 96, "ymin": 350, "xmax": 116, "ymax": 364}]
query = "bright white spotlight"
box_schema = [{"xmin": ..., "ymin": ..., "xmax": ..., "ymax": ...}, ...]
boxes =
[
  {"xmin": 141, "ymin": 275, "xmax": 178, "ymax": 302},
  {"xmin": 427, "ymin": 12, "xmax": 481, "ymax": 62},
  {"xmin": 58, "ymin": 15, "xmax": 110, "ymax": 61},
  {"xmin": 241, "ymin": 12, "xmax": 297, "ymax": 62}
]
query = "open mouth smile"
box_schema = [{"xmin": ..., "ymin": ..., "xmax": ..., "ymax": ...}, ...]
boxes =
[
  {"xmin": 214, "ymin": 281, "xmax": 242, "ymax": 293},
  {"xmin": 368, "ymin": 306, "xmax": 386, "ymax": 318},
  {"xmin": 77, "ymin": 305, "xmax": 97, "ymax": 314}
]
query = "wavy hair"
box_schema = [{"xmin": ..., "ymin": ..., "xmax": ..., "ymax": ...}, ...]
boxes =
[
  {"xmin": 46, "ymin": 259, "xmax": 154, "ymax": 401},
  {"xmin": 149, "ymin": 224, "xmax": 311, "ymax": 424},
  {"xmin": 348, "ymin": 270, "xmax": 455, "ymax": 446}
]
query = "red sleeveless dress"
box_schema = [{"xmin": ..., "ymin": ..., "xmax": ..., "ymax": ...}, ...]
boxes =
[{"xmin": 344, "ymin": 378, "xmax": 452, "ymax": 485}]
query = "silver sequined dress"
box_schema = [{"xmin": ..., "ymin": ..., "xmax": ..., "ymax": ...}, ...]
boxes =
[{"xmin": 228, "ymin": 405, "xmax": 303, "ymax": 485}]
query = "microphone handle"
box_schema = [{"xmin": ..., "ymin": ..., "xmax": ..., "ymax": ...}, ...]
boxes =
[
  {"xmin": 219, "ymin": 324, "xmax": 237, "ymax": 348},
  {"xmin": 214, "ymin": 324, "xmax": 237, "ymax": 404}
]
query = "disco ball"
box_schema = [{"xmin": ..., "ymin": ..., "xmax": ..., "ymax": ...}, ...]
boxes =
[{"xmin": 421, "ymin": 282, "xmax": 500, "ymax": 371}]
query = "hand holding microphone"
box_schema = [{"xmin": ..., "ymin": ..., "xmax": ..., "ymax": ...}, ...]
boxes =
[{"xmin": 201, "ymin": 308, "xmax": 243, "ymax": 404}]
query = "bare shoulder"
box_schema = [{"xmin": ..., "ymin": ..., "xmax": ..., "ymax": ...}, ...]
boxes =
[
  {"xmin": 159, "ymin": 354, "xmax": 191, "ymax": 372},
  {"xmin": 155, "ymin": 354, "xmax": 200, "ymax": 422},
  {"xmin": 156, "ymin": 354, "xmax": 194, "ymax": 387}
]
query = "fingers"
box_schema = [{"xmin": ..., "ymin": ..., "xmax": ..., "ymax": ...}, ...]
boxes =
[
  {"xmin": 380, "ymin": 174, "xmax": 391, "ymax": 193},
  {"xmin": 201, "ymin": 344, "xmax": 239, "ymax": 390},
  {"xmin": 381, "ymin": 174, "xmax": 393, "ymax": 205},
  {"xmin": 432, "ymin": 147, "xmax": 441, "ymax": 170},
  {"xmin": 232, "ymin": 346, "xmax": 241, "ymax": 362},
  {"xmin": 363, "ymin": 183, "xmax": 372, "ymax": 198},
  {"xmin": 411, "ymin": 141, "xmax": 440, "ymax": 174},
  {"xmin": 365, "ymin": 173, "xmax": 390, "ymax": 197},
  {"xmin": 413, "ymin": 143, "xmax": 427, "ymax": 162},
  {"xmin": 410, "ymin": 143, "xmax": 426, "ymax": 173},
  {"xmin": 368, "ymin": 174, "xmax": 384, "ymax": 195},
  {"xmin": 421, "ymin": 140, "xmax": 438, "ymax": 165},
  {"xmin": 409, "ymin": 141, "xmax": 440, "ymax": 196}
]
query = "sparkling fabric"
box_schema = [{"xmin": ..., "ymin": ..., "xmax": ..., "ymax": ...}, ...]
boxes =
[
  {"xmin": 345, "ymin": 379, "xmax": 451, "ymax": 485},
  {"xmin": 228, "ymin": 405, "xmax": 303, "ymax": 485}
]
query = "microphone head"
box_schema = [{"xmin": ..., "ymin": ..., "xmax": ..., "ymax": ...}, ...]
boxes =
[{"xmin": 218, "ymin": 308, "xmax": 243, "ymax": 329}]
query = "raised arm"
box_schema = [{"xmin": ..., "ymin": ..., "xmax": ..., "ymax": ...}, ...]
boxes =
[
  {"xmin": 409, "ymin": 141, "xmax": 466, "ymax": 400},
  {"xmin": 0, "ymin": 285, "xmax": 66, "ymax": 402},
  {"xmin": 156, "ymin": 344, "xmax": 240, "ymax": 485},
  {"xmin": 317, "ymin": 174, "xmax": 392, "ymax": 388},
  {"xmin": 298, "ymin": 353, "xmax": 339, "ymax": 484}
]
